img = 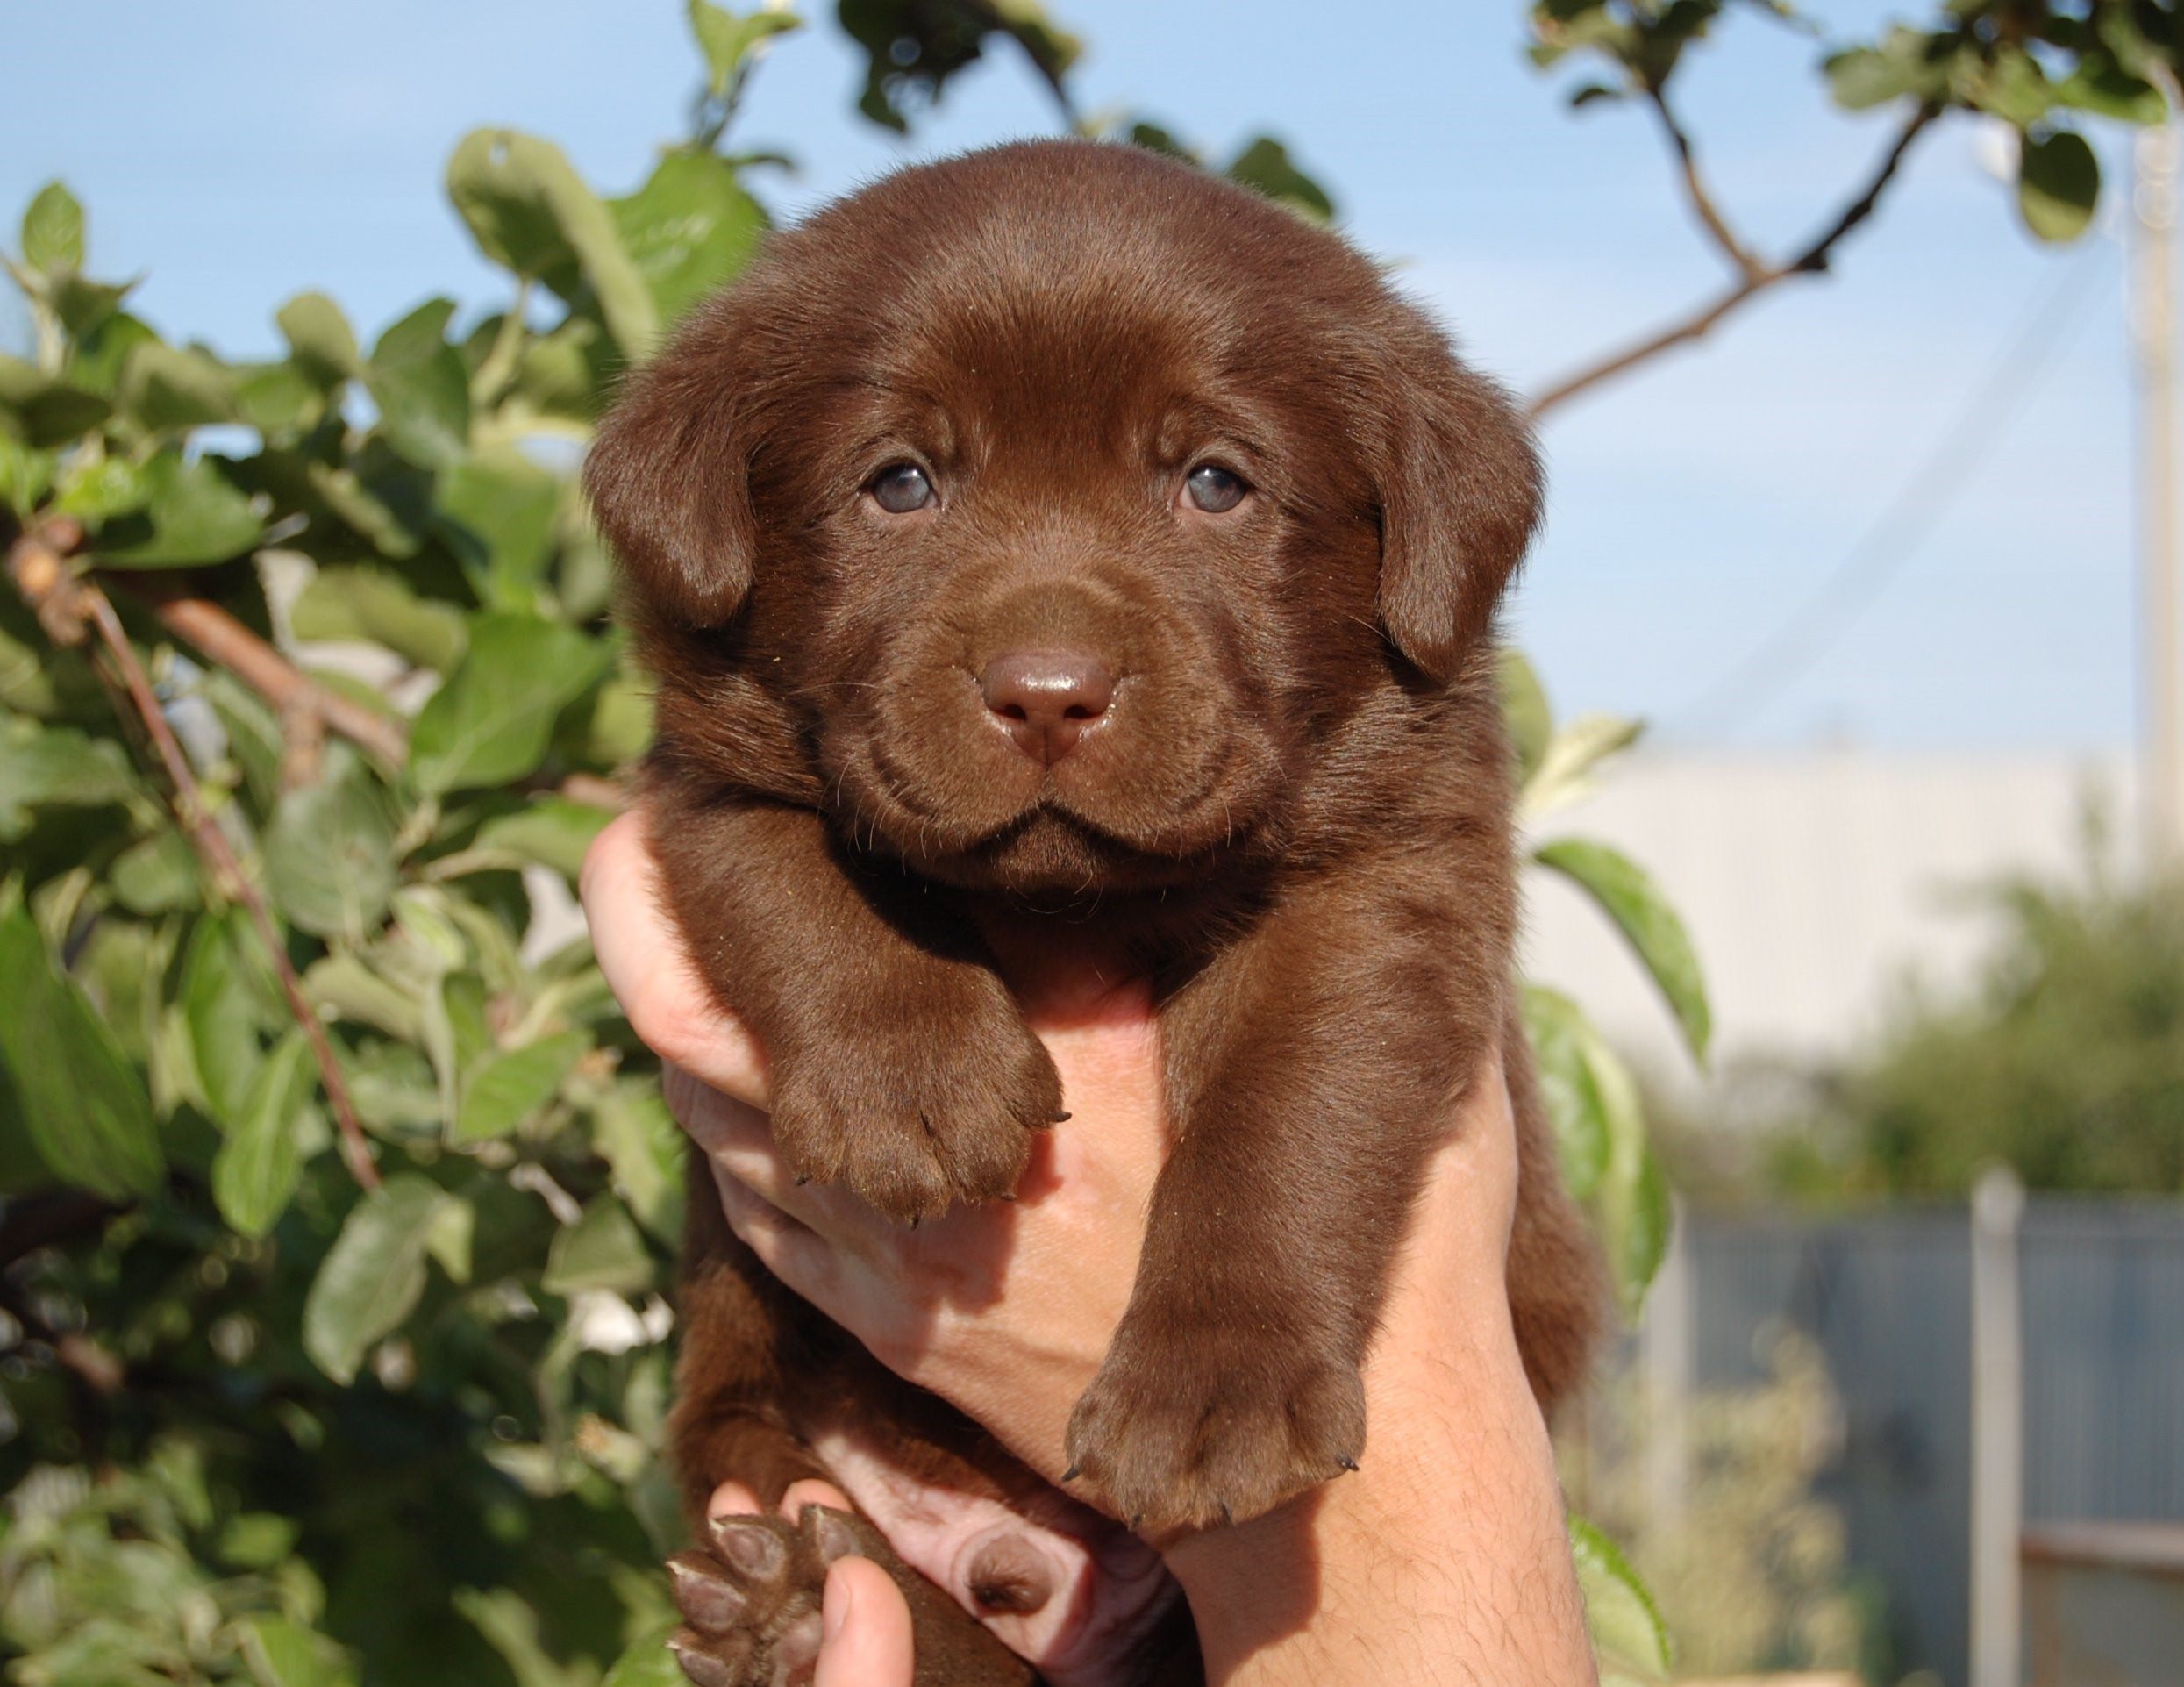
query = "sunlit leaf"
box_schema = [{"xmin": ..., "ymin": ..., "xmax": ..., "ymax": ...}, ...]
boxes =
[
  {"xmin": 1570, "ymin": 1514, "xmax": 1673, "ymax": 1682},
  {"xmin": 446, "ymin": 128, "xmax": 659, "ymax": 360},
  {"xmin": 453, "ymin": 1031, "xmax": 589, "ymax": 1144},
  {"xmin": 542, "ymin": 1194, "xmax": 655, "ymax": 1296},
  {"xmin": 0, "ymin": 897, "xmax": 163, "ymax": 1199},
  {"xmin": 1532, "ymin": 838, "xmax": 1710, "ymax": 1062},
  {"xmin": 303, "ymin": 1173, "xmax": 453, "ymax": 1383},
  {"xmin": 410, "ymin": 612, "xmax": 609, "ymax": 793},
  {"xmin": 2018, "ymin": 128, "xmax": 2100, "ymax": 244},
  {"xmin": 21, "ymin": 180, "xmax": 85, "ymax": 273},
  {"xmin": 211, "ymin": 1031, "xmax": 315, "ymax": 1239}
]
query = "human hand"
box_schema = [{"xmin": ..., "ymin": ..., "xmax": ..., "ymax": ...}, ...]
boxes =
[{"xmin": 583, "ymin": 807, "xmax": 1165, "ymax": 1484}]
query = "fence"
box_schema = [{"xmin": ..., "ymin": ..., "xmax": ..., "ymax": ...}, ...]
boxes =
[{"xmin": 1641, "ymin": 1190, "xmax": 2184, "ymax": 1687}]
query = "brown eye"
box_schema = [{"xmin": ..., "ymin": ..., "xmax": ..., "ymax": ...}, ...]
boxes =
[
  {"xmin": 870, "ymin": 462, "xmax": 934, "ymax": 513},
  {"xmin": 1184, "ymin": 463, "xmax": 1247, "ymax": 513}
]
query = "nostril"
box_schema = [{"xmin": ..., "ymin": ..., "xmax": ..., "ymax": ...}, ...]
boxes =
[{"xmin": 978, "ymin": 649, "xmax": 1117, "ymax": 763}]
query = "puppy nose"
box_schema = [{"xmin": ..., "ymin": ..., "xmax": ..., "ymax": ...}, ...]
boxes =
[{"xmin": 979, "ymin": 650, "xmax": 1116, "ymax": 765}]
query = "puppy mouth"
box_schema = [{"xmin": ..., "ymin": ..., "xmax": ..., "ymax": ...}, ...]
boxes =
[{"xmin": 846, "ymin": 726, "xmax": 1273, "ymax": 877}]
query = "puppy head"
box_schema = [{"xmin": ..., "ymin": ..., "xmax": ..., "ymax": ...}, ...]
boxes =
[{"xmin": 589, "ymin": 140, "xmax": 1540, "ymax": 895}]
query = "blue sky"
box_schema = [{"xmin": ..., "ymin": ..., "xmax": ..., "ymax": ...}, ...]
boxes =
[{"xmin": 3, "ymin": 1, "xmax": 2148, "ymax": 753}]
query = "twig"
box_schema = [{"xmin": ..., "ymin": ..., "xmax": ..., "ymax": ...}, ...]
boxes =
[
  {"xmin": 122, "ymin": 588, "xmax": 410, "ymax": 767},
  {"xmin": 1529, "ymin": 103, "xmax": 1940, "ymax": 418},
  {"xmin": 6, "ymin": 518, "xmax": 382, "ymax": 1192},
  {"xmin": 1646, "ymin": 87, "xmax": 1765, "ymax": 281}
]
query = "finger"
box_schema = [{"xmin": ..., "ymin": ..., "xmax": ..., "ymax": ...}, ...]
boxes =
[
  {"xmin": 580, "ymin": 810, "xmax": 770, "ymax": 1108},
  {"xmin": 707, "ymin": 1481, "xmax": 764, "ymax": 1519},
  {"xmin": 780, "ymin": 1479, "xmax": 854, "ymax": 1521},
  {"xmin": 816, "ymin": 1557, "xmax": 916, "ymax": 1687},
  {"xmin": 714, "ymin": 1169, "xmax": 845, "ymax": 1309}
]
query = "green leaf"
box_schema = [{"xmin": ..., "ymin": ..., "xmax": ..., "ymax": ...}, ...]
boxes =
[
  {"xmin": 211, "ymin": 1031, "xmax": 314, "ymax": 1239},
  {"xmin": 2018, "ymin": 128, "xmax": 2101, "ymax": 244},
  {"xmin": 410, "ymin": 612, "xmax": 609, "ymax": 793},
  {"xmin": 0, "ymin": 435, "xmax": 54, "ymax": 514},
  {"xmin": 303, "ymin": 1173, "xmax": 453, "ymax": 1383},
  {"xmin": 1824, "ymin": 27, "xmax": 1946, "ymax": 111},
  {"xmin": 1519, "ymin": 711, "xmax": 1643, "ymax": 818},
  {"xmin": 0, "ymin": 362, "xmax": 111, "ymax": 447},
  {"xmin": 262, "ymin": 747, "xmax": 399, "ymax": 941},
  {"xmin": 1519, "ymin": 983, "xmax": 1669, "ymax": 1312},
  {"xmin": 110, "ymin": 826, "xmax": 199, "ymax": 915},
  {"xmin": 95, "ymin": 450, "xmax": 265, "ymax": 568},
  {"xmin": 53, "ymin": 454, "xmax": 150, "ymax": 525},
  {"xmin": 1519, "ymin": 984, "xmax": 1609, "ymax": 1201},
  {"xmin": 1531, "ymin": 838, "xmax": 1710, "ymax": 1062},
  {"xmin": 367, "ymin": 298, "xmax": 470, "ymax": 468},
  {"xmin": 446, "ymin": 129, "xmax": 659, "ymax": 359},
  {"xmin": 0, "ymin": 716, "xmax": 137, "ymax": 836},
  {"xmin": 0, "ymin": 897, "xmax": 163, "ymax": 1199},
  {"xmin": 603, "ymin": 1632, "xmax": 686, "ymax": 1687},
  {"xmin": 183, "ymin": 908, "xmax": 281, "ymax": 1126},
  {"xmin": 1569, "ymin": 1515, "xmax": 1673, "ymax": 1682},
  {"xmin": 119, "ymin": 340, "xmax": 238, "ymax": 432},
  {"xmin": 1224, "ymin": 137, "xmax": 1335, "ymax": 221},
  {"xmin": 2053, "ymin": 57, "xmax": 2166, "ymax": 125},
  {"xmin": 475, "ymin": 799, "xmax": 615, "ymax": 881},
  {"xmin": 236, "ymin": 1615, "xmax": 338, "ymax": 1687},
  {"xmin": 688, "ymin": 1, "xmax": 803, "ymax": 97},
  {"xmin": 591, "ymin": 1079, "xmax": 684, "ymax": 1241},
  {"xmin": 433, "ymin": 450, "xmax": 562, "ymax": 605},
  {"xmin": 542, "ymin": 1194, "xmax": 655, "ymax": 1296},
  {"xmin": 21, "ymin": 181, "xmax": 85, "ymax": 273},
  {"xmin": 612, "ymin": 148, "xmax": 768, "ymax": 326},
  {"xmin": 1498, "ymin": 648, "xmax": 1552, "ymax": 787},
  {"xmin": 289, "ymin": 564, "xmax": 468, "ymax": 671},
  {"xmin": 276, "ymin": 290, "xmax": 362, "ymax": 386},
  {"xmin": 453, "ymin": 1031, "xmax": 589, "ymax": 1144}
]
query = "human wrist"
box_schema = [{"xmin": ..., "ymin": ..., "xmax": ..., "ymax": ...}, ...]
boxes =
[{"xmin": 1157, "ymin": 1290, "xmax": 1593, "ymax": 1685}]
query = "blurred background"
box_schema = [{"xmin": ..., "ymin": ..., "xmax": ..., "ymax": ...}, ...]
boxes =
[{"xmin": 2, "ymin": 4, "xmax": 2180, "ymax": 1686}]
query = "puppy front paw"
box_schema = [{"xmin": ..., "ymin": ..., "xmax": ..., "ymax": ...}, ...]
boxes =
[
  {"xmin": 769, "ymin": 983, "xmax": 1062, "ymax": 1226},
  {"xmin": 667, "ymin": 1506, "xmax": 875, "ymax": 1687},
  {"xmin": 1064, "ymin": 1315, "xmax": 1365, "ymax": 1536}
]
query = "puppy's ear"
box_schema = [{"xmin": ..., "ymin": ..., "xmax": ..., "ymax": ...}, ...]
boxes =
[
  {"xmin": 583, "ymin": 311, "xmax": 758, "ymax": 627},
  {"xmin": 1374, "ymin": 340, "xmax": 1543, "ymax": 684}
]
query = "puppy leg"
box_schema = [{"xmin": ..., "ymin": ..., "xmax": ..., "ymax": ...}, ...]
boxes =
[
  {"xmin": 1065, "ymin": 855, "xmax": 1520, "ymax": 1534},
  {"xmin": 646, "ymin": 792, "xmax": 1060, "ymax": 1226},
  {"xmin": 671, "ymin": 1154, "xmax": 1042, "ymax": 1687}
]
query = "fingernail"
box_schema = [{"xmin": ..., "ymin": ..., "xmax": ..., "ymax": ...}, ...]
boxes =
[{"xmin": 823, "ymin": 1563, "xmax": 853, "ymax": 1643}]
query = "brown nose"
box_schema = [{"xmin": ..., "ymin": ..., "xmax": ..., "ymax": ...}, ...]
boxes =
[{"xmin": 979, "ymin": 650, "xmax": 1116, "ymax": 765}]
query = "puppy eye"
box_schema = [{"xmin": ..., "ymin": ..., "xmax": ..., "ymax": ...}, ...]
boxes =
[
  {"xmin": 1183, "ymin": 463, "xmax": 1247, "ymax": 514},
  {"xmin": 869, "ymin": 462, "xmax": 935, "ymax": 514}
]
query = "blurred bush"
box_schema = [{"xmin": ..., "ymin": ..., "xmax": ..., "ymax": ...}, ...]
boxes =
[{"xmin": 1572, "ymin": 1332, "xmax": 1874, "ymax": 1683}]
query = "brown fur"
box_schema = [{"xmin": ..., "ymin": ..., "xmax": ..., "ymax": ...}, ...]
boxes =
[{"xmin": 587, "ymin": 139, "xmax": 1606, "ymax": 1686}]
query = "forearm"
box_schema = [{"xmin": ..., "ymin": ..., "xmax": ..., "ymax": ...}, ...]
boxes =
[{"xmin": 1161, "ymin": 1153, "xmax": 1596, "ymax": 1686}]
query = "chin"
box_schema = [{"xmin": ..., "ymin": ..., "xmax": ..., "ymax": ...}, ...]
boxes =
[{"xmin": 902, "ymin": 809, "xmax": 1223, "ymax": 900}]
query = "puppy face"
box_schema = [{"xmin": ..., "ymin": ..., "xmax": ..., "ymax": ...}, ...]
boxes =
[{"xmin": 589, "ymin": 141, "xmax": 1542, "ymax": 896}]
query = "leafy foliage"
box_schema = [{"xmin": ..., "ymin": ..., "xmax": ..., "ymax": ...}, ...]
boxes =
[
  {"xmin": 1529, "ymin": 0, "xmax": 2184, "ymax": 247},
  {"xmin": 1757, "ymin": 862, "xmax": 2184, "ymax": 1200},
  {"xmin": 0, "ymin": 6, "xmax": 1698, "ymax": 1683}
]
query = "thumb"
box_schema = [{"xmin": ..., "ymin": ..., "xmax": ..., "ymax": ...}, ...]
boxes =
[{"xmin": 815, "ymin": 1556, "xmax": 916, "ymax": 1687}]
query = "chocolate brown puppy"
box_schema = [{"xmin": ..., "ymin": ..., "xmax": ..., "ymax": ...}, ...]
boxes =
[{"xmin": 588, "ymin": 139, "xmax": 1606, "ymax": 1686}]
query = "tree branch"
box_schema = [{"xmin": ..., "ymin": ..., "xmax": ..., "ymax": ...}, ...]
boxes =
[
  {"xmin": 6, "ymin": 517, "xmax": 382, "ymax": 1193},
  {"xmin": 1528, "ymin": 102, "xmax": 1940, "ymax": 420},
  {"xmin": 121, "ymin": 587, "xmax": 410, "ymax": 768},
  {"xmin": 1647, "ymin": 87, "xmax": 1765, "ymax": 282}
]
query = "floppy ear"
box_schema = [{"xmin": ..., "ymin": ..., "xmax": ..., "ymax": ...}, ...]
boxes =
[
  {"xmin": 582, "ymin": 305, "xmax": 758, "ymax": 628},
  {"xmin": 1374, "ymin": 340, "xmax": 1544, "ymax": 684}
]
